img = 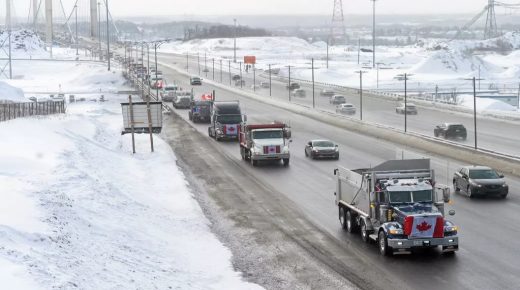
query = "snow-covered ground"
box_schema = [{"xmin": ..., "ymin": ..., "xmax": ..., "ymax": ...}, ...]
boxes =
[
  {"xmin": 0, "ymin": 43, "xmax": 263, "ymax": 289},
  {"xmin": 161, "ymin": 34, "xmax": 520, "ymax": 113}
]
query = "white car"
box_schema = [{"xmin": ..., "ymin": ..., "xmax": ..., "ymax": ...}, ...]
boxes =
[
  {"xmin": 291, "ymin": 89, "xmax": 306, "ymax": 98},
  {"xmin": 336, "ymin": 103, "xmax": 356, "ymax": 115},
  {"xmin": 161, "ymin": 85, "xmax": 179, "ymax": 101}
]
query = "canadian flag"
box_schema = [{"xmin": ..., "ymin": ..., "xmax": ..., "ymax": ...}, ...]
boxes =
[
  {"xmin": 225, "ymin": 124, "xmax": 238, "ymax": 135},
  {"xmin": 409, "ymin": 216, "xmax": 440, "ymax": 238}
]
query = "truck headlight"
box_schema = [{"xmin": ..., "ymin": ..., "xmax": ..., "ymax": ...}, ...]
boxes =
[
  {"xmin": 282, "ymin": 146, "xmax": 289, "ymax": 153},
  {"xmin": 313, "ymin": 148, "xmax": 318, "ymax": 152},
  {"xmin": 444, "ymin": 226, "xmax": 458, "ymax": 233},
  {"xmin": 388, "ymin": 228, "xmax": 403, "ymax": 235},
  {"xmin": 216, "ymin": 128, "xmax": 222, "ymax": 134},
  {"xmin": 502, "ymin": 184, "xmax": 508, "ymax": 187}
]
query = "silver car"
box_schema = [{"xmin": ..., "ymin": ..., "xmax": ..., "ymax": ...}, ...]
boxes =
[
  {"xmin": 330, "ymin": 95, "xmax": 347, "ymax": 105},
  {"xmin": 336, "ymin": 103, "xmax": 356, "ymax": 115}
]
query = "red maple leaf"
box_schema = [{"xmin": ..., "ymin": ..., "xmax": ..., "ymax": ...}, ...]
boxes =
[
  {"xmin": 416, "ymin": 221, "xmax": 432, "ymax": 232},
  {"xmin": 228, "ymin": 126, "xmax": 235, "ymax": 132}
]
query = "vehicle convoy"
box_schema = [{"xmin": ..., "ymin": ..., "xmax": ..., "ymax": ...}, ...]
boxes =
[
  {"xmin": 434, "ymin": 123, "xmax": 467, "ymax": 140},
  {"xmin": 305, "ymin": 140, "xmax": 339, "ymax": 160},
  {"xmin": 208, "ymin": 101, "xmax": 243, "ymax": 141},
  {"xmin": 188, "ymin": 100, "xmax": 212, "ymax": 123},
  {"xmin": 334, "ymin": 159, "xmax": 458, "ymax": 256},
  {"xmin": 453, "ymin": 166, "xmax": 508, "ymax": 198},
  {"xmin": 395, "ymin": 103, "xmax": 418, "ymax": 115},
  {"xmin": 239, "ymin": 123, "xmax": 291, "ymax": 167}
]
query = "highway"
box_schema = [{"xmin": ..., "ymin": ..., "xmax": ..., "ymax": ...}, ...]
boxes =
[
  {"xmin": 161, "ymin": 52, "xmax": 520, "ymax": 158},
  {"xmin": 150, "ymin": 56, "xmax": 520, "ymax": 290}
]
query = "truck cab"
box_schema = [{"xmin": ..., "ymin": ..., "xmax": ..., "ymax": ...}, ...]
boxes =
[
  {"xmin": 334, "ymin": 159, "xmax": 458, "ymax": 256},
  {"xmin": 208, "ymin": 101, "xmax": 243, "ymax": 141},
  {"xmin": 188, "ymin": 100, "xmax": 212, "ymax": 123},
  {"xmin": 239, "ymin": 123, "xmax": 291, "ymax": 167}
]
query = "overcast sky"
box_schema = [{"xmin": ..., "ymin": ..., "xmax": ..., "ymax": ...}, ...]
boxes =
[{"xmin": 8, "ymin": 0, "xmax": 511, "ymax": 17}]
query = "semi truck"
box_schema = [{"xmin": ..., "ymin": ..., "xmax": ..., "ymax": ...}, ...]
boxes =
[
  {"xmin": 188, "ymin": 100, "xmax": 211, "ymax": 123},
  {"xmin": 208, "ymin": 101, "xmax": 243, "ymax": 141},
  {"xmin": 334, "ymin": 159, "xmax": 459, "ymax": 256},
  {"xmin": 239, "ymin": 123, "xmax": 291, "ymax": 167}
]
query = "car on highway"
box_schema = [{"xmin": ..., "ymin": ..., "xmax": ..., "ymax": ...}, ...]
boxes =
[
  {"xmin": 320, "ymin": 88, "xmax": 335, "ymax": 97},
  {"xmin": 286, "ymin": 82, "xmax": 300, "ymax": 90},
  {"xmin": 260, "ymin": 81, "xmax": 270, "ymax": 88},
  {"xmin": 235, "ymin": 79, "xmax": 246, "ymax": 87},
  {"xmin": 203, "ymin": 68, "xmax": 209, "ymax": 73},
  {"xmin": 434, "ymin": 123, "xmax": 467, "ymax": 140},
  {"xmin": 336, "ymin": 103, "xmax": 356, "ymax": 115},
  {"xmin": 190, "ymin": 76, "xmax": 202, "ymax": 85},
  {"xmin": 395, "ymin": 102, "xmax": 418, "ymax": 115},
  {"xmin": 161, "ymin": 84, "xmax": 179, "ymax": 101},
  {"xmin": 304, "ymin": 140, "xmax": 339, "ymax": 160},
  {"xmin": 453, "ymin": 166, "xmax": 508, "ymax": 198},
  {"xmin": 232, "ymin": 74, "xmax": 241, "ymax": 81},
  {"xmin": 291, "ymin": 89, "xmax": 306, "ymax": 98},
  {"xmin": 330, "ymin": 95, "xmax": 347, "ymax": 105}
]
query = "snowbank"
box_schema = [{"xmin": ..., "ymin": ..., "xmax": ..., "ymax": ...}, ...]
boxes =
[
  {"xmin": 0, "ymin": 81, "xmax": 25, "ymax": 102},
  {"xmin": 0, "ymin": 29, "xmax": 46, "ymax": 57},
  {"xmin": 0, "ymin": 59, "xmax": 263, "ymax": 289},
  {"xmin": 458, "ymin": 94, "xmax": 518, "ymax": 112}
]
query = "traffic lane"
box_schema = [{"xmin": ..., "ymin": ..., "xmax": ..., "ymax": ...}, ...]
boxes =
[{"xmin": 158, "ymin": 61, "xmax": 520, "ymax": 289}]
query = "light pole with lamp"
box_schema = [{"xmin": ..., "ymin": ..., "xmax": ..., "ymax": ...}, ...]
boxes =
[{"xmin": 370, "ymin": 0, "xmax": 377, "ymax": 68}]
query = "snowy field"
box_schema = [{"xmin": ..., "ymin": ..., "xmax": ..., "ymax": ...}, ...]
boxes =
[
  {"xmin": 161, "ymin": 34, "xmax": 520, "ymax": 112},
  {"xmin": 0, "ymin": 43, "xmax": 263, "ymax": 289}
]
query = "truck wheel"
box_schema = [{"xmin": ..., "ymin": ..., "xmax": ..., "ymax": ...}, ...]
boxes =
[
  {"xmin": 339, "ymin": 207, "xmax": 347, "ymax": 230},
  {"xmin": 378, "ymin": 231, "xmax": 393, "ymax": 256},
  {"xmin": 283, "ymin": 158, "xmax": 290, "ymax": 166},
  {"xmin": 361, "ymin": 221, "xmax": 370, "ymax": 243},
  {"xmin": 467, "ymin": 186, "xmax": 474, "ymax": 198},
  {"xmin": 189, "ymin": 113, "xmax": 192, "ymax": 121},
  {"xmin": 208, "ymin": 127, "xmax": 212, "ymax": 137},
  {"xmin": 434, "ymin": 131, "xmax": 438, "ymax": 137},
  {"xmin": 245, "ymin": 149, "xmax": 251, "ymax": 161},
  {"xmin": 305, "ymin": 150, "xmax": 308, "ymax": 157},
  {"xmin": 251, "ymin": 159, "xmax": 258, "ymax": 167},
  {"xmin": 346, "ymin": 210, "xmax": 358, "ymax": 233}
]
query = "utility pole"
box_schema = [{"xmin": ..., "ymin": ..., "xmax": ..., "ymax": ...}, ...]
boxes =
[
  {"xmin": 464, "ymin": 76, "xmax": 483, "ymax": 149},
  {"xmin": 233, "ymin": 19, "xmax": 237, "ymax": 62},
  {"xmin": 404, "ymin": 73, "xmax": 408, "ymax": 132},
  {"xmin": 355, "ymin": 70, "xmax": 367, "ymax": 120},
  {"xmin": 75, "ymin": 4, "xmax": 79, "ymax": 56},
  {"xmin": 370, "ymin": 0, "xmax": 377, "ymax": 68},
  {"xmin": 212, "ymin": 58, "xmax": 215, "ymax": 80},
  {"xmin": 288, "ymin": 65, "xmax": 292, "ymax": 102},
  {"xmin": 98, "ymin": 1, "xmax": 101, "ymax": 61},
  {"xmin": 269, "ymin": 64, "xmax": 272, "ymax": 97},
  {"xmin": 220, "ymin": 59, "xmax": 223, "ymax": 83},
  {"xmin": 198, "ymin": 53, "xmax": 201, "ymax": 75},
  {"xmin": 5, "ymin": 0, "xmax": 13, "ymax": 79},
  {"xmin": 106, "ymin": 0, "xmax": 111, "ymax": 71},
  {"xmin": 326, "ymin": 39, "xmax": 329, "ymax": 69},
  {"xmin": 357, "ymin": 38, "xmax": 361, "ymax": 65},
  {"xmin": 312, "ymin": 58, "xmax": 315, "ymax": 108},
  {"xmin": 228, "ymin": 60, "xmax": 231, "ymax": 85}
]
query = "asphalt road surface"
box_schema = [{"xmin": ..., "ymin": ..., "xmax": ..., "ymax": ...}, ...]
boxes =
[
  {"xmin": 160, "ymin": 52, "xmax": 520, "ymax": 158},
  {"xmin": 144, "ymin": 55, "xmax": 520, "ymax": 290}
]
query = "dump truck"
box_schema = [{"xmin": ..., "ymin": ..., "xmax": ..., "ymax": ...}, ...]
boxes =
[
  {"xmin": 208, "ymin": 101, "xmax": 243, "ymax": 141},
  {"xmin": 334, "ymin": 159, "xmax": 458, "ymax": 256},
  {"xmin": 239, "ymin": 123, "xmax": 291, "ymax": 167}
]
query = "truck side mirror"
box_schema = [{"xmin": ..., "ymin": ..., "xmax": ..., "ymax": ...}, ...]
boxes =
[{"xmin": 334, "ymin": 169, "xmax": 338, "ymax": 176}]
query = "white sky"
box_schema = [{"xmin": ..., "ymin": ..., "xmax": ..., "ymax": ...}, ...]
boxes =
[{"xmin": 8, "ymin": 0, "xmax": 504, "ymax": 17}]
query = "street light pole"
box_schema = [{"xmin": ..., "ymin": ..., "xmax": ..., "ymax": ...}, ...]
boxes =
[
  {"xmin": 75, "ymin": 4, "xmax": 78, "ymax": 56},
  {"xmin": 355, "ymin": 70, "xmax": 367, "ymax": 120},
  {"xmin": 370, "ymin": 0, "xmax": 377, "ymax": 68},
  {"xmin": 106, "ymin": 0, "xmax": 110, "ymax": 71},
  {"xmin": 233, "ymin": 19, "xmax": 237, "ymax": 63},
  {"xmin": 312, "ymin": 58, "xmax": 315, "ymax": 108},
  {"xmin": 404, "ymin": 73, "xmax": 408, "ymax": 132},
  {"xmin": 473, "ymin": 77, "xmax": 477, "ymax": 149}
]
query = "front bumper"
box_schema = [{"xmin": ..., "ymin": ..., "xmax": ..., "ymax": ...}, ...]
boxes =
[
  {"xmin": 312, "ymin": 151, "xmax": 339, "ymax": 158},
  {"xmin": 251, "ymin": 153, "xmax": 290, "ymax": 161},
  {"xmin": 471, "ymin": 185, "xmax": 508, "ymax": 196},
  {"xmin": 388, "ymin": 236, "xmax": 459, "ymax": 252}
]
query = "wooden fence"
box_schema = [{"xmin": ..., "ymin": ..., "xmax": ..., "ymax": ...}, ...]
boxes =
[{"xmin": 0, "ymin": 101, "xmax": 66, "ymax": 122}]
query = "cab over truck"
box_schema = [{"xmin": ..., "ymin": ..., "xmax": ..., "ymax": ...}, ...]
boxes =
[
  {"xmin": 208, "ymin": 101, "xmax": 243, "ymax": 141},
  {"xmin": 239, "ymin": 123, "xmax": 291, "ymax": 167},
  {"xmin": 334, "ymin": 159, "xmax": 458, "ymax": 256}
]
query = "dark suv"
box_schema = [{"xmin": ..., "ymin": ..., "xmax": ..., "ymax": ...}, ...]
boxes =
[
  {"xmin": 453, "ymin": 166, "xmax": 508, "ymax": 198},
  {"xmin": 434, "ymin": 123, "xmax": 467, "ymax": 140}
]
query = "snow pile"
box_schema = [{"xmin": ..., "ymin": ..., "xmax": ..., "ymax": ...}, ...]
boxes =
[
  {"xmin": 458, "ymin": 94, "xmax": 517, "ymax": 112},
  {"xmin": 0, "ymin": 60, "xmax": 263, "ymax": 289},
  {"xmin": 0, "ymin": 29, "xmax": 45, "ymax": 56},
  {"xmin": 0, "ymin": 81, "xmax": 25, "ymax": 102}
]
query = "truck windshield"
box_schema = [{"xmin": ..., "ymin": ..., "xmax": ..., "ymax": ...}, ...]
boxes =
[
  {"xmin": 253, "ymin": 130, "xmax": 283, "ymax": 139},
  {"xmin": 216, "ymin": 115, "xmax": 242, "ymax": 124},
  {"xmin": 389, "ymin": 190, "xmax": 432, "ymax": 203}
]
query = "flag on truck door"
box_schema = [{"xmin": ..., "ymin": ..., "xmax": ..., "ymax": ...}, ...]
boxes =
[{"xmin": 410, "ymin": 216, "xmax": 437, "ymax": 238}]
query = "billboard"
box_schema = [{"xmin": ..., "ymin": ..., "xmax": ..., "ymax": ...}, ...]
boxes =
[
  {"xmin": 244, "ymin": 55, "xmax": 256, "ymax": 64},
  {"xmin": 121, "ymin": 101, "xmax": 163, "ymax": 134}
]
